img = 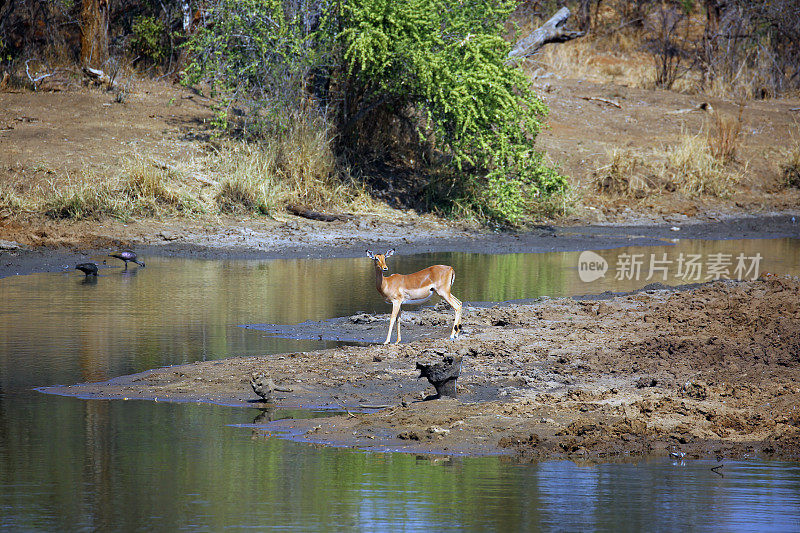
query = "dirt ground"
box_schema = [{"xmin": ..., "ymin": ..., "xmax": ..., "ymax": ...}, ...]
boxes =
[
  {"xmin": 44, "ymin": 274, "xmax": 800, "ymax": 462},
  {"xmin": 1, "ymin": 75, "xmax": 799, "ymax": 253}
]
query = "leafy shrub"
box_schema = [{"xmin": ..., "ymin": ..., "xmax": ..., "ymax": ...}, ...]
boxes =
[
  {"xmin": 184, "ymin": 0, "xmax": 568, "ymax": 224},
  {"xmin": 129, "ymin": 16, "xmax": 167, "ymax": 64}
]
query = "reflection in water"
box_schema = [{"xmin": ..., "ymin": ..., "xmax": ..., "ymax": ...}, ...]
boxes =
[
  {"xmin": 1, "ymin": 238, "xmax": 799, "ymax": 530},
  {"xmin": 2, "ymin": 396, "xmax": 799, "ymax": 531}
]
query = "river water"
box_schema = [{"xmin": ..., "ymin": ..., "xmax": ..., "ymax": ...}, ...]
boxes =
[{"xmin": 1, "ymin": 238, "xmax": 799, "ymax": 530}]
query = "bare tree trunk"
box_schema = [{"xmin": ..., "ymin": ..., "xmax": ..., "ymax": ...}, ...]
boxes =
[
  {"xmin": 182, "ymin": 1, "xmax": 193, "ymax": 33},
  {"xmin": 704, "ymin": 0, "xmax": 726, "ymax": 38},
  {"xmin": 507, "ymin": 7, "xmax": 585, "ymax": 61},
  {"xmin": 80, "ymin": 0, "xmax": 109, "ymax": 68}
]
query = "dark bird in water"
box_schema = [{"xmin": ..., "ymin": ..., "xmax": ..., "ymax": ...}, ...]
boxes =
[
  {"xmin": 75, "ymin": 263, "xmax": 98, "ymax": 276},
  {"xmin": 109, "ymin": 250, "xmax": 145, "ymax": 270}
]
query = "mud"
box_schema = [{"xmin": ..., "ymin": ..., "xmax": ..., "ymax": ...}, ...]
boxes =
[
  {"xmin": 42, "ymin": 273, "xmax": 800, "ymax": 462},
  {"xmin": 2, "ymin": 213, "xmax": 798, "ymax": 279}
]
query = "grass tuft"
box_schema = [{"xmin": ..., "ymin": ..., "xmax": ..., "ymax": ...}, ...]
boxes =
[
  {"xmin": 211, "ymin": 118, "xmax": 377, "ymax": 216},
  {"xmin": 707, "ymin": 107, "xmax": 744, "ymax": 163},
  {"xmin": 42, "ymin": 181, "xmax": 124, "ymax": 220},
  {"xmin": 668, "ymin": 135, "xmax": 737, "ymax": 197},
  {"xmin": 595, "ymin": 148, "xmax": 651, "ymax": 197},
  {"xmin": 41, "ymin": 161, "xmax": 204, "ymax": 221},
  {"xmin": 781, "ymin": 142, "xmax": 800, "ymax": 189}
]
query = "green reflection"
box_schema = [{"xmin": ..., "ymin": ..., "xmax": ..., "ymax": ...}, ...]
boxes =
[{"xmin": 2, "ymin": 396, "xmax": 799, "ymax": 531}]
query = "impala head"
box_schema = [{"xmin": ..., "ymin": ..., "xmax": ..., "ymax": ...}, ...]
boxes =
[{"xmin": 366, "ymin": 249, "xmax": 395, "ymax": 271}]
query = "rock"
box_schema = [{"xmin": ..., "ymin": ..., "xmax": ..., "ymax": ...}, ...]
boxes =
[
  {"xmin": 680, "ymin": 380, "xmax": 709, "ymax": 400},
  {"xmin": 159, "ymin": 231, "xmax": 181, "ymax": 241},
  {"xmin": 0, "ymin": 240, "xmax": 21, "ymax": 250},
  {"xmin": 250, "ymin": 371, "xmax": 276, "ymax": 401},
  {"xmin": 416, "ymin": 355, "xmax": 463, "ymax": 399},
  {"xmin": 636, "ymin": 377, "xmax": 658, "ymax": 389},
  {"xmin": 250, "ymin": 371, "xmax": 293, "ymax": 401},
  {"xmin": 427, "ymin": 426, "xmax": 450, "ymax": 439}
]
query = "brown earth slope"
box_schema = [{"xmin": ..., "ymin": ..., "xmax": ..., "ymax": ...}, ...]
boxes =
[{"xmin": 1, "ymin": 76, "xmax": 799, "ymax": 250}]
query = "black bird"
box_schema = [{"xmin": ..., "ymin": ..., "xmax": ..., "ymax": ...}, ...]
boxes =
[
  {"xmin": 75, "ymin": 263, "xmax": 98, "ymax": 276},
  {"xmin": 108, "ymin": 250, "xmax": 145, "ymax": 270}
]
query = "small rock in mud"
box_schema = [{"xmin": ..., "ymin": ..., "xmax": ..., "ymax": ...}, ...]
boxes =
[
  {"xmin": 397, "ymin": 430, "xmax": 421, "ymax": 441},
  {"xmin": 636, "ymin": 377, "xmax": 659, "ymax": 389},
  {"xmin": 680, "ymin": 380, "xmax": 709, "ymax": 400},
  {"xmin": 350, "ymin": 313, "xmax": 378, "ymax": 324},
  {"xmin": 427, "ymin": 426, "xmax": 450, "ymax": 438},
  {"xmin": 417, "ymin": 355, "xmax": 463, "ymax": 399},
  {"xmin": 250, "ymin": 371, "xmax": 276, "ymax": 401}
]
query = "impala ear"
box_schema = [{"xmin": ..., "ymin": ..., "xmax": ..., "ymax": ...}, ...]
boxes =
[
  {"xmin": 385, "ymin": 249, "xmax": 395, "ymax": 258},
  {"xmin": 366, "ymin": 250, "xmax": 375, "ymax": 259}
]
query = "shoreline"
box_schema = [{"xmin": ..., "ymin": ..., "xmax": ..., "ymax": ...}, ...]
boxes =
[
  {"xmin": 40, "ymin": 273, "xmax": 800, "ymax": 462},
  {"xmin": 2, "ymin": 212, "xmax": 798, "ymax": 279}
]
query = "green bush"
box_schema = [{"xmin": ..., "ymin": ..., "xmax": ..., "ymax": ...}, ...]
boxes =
[
  {"xmin": 184, "ymin": 0, "xmax": 567, "ymax": 224},
  {"xmin": 129, "ymin": 16, "xmax": 168, "ymax": 64}
]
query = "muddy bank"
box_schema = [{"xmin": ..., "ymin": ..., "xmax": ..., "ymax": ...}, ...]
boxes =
[
  {"xmin": 2, "ymin": 213, "xmax": 799, "ymax": 279},
  {"xmin": 43, "ymin": 275, "xmax": 800, "ymax": 462}
]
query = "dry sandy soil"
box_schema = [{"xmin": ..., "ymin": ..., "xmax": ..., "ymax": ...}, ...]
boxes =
[
  {"xmin": 45, "ymin": 274, "xmax": 800, "ymax": 462},
  {"xmin": 1, "ymin": 73, "xmax": 799, "ymax": 252}
]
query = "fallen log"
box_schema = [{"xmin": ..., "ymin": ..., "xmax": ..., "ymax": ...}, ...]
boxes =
[
  {"xmin": 581, "ymin": 96, "xmax": 622, "ymax": 108},
  {"xmin": 508, "ymin": 7, "xmax": 585, "ymax": 61},
  {"xmin": 287, "ymin": 204, "xmax": 354, "ymax": 222},
  {"xmin": 82, "ymin": 66, "xmax": 118, "ymax": 90}
]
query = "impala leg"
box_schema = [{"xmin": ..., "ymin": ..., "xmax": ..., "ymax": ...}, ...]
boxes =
[
  {"xmin": 384, "ymin": 301, "xmax": 401, "ymax": 345},
  {"xmin": 450, "ymin": 295, "xmax": 463, "ymax": 338},
  {"xmin": 437, "ymin": 291, "xmax": 463, "ymax": 339},
  {"xmin": 395, "ymin": 307, "xmax": 402, "ymax": 344}
]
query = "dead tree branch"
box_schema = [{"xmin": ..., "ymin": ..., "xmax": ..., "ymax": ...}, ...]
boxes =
[{"xmin": 508, "ymin": 7, "xmax": 585, "ymax": 61}]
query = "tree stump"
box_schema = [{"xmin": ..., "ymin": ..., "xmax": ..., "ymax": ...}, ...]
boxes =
[
  {"xmin": 250, "ymin": 371, "xmax": 293, "ymax": 402},
  {"xmin": 416, "ymin": 355, "xmax": 463, "ymax": 399}
]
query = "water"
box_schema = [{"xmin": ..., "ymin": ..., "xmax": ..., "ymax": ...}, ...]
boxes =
[{"xmin": 2, "ymin": 238, "xmax": 800, "ymax": 530}]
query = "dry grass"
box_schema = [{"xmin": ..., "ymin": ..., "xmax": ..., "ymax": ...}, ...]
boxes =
[
  {"xmin": 0, "ymin": 184, "xmax": 25, "ymax": 218},
  {"xmin": 706, "ymin": 107, "xmax": 744, "ymax": 163},
  {"xmin": 781, "ymin": 140, "xmax": 800, "ymax": 189},
  {"xmin": 535, "ymin": 38, "xmax": 652, "ymax": 87},
  {"xmin": 40, "ymin": 161, "xmax": 203, "ymax": 221},
  {"xmin": 10, "ymin": 128, "xmax": 378, "ymax": 223},
  {"xmin": 41, "ymin": 179, "xmax": 125, "ymax": 220},
  {"xmin": 592, "ymin": 135, "xmax": 739, "ymax": 201},
  {"xmin": 214, "ymin": 145, "xmax": 281, "ymax": 215},
  {"xmin": 594, "ymin": 148, "xmax": 653, "ymax": 197},
  {"xmin": 211, "ymin": 119, "xmax": 378, "ymax": 215},
  {"xmin": 6, "ymin": 109, "xmax": 379, "ymax": 222},
  {"xmin": 667, "ymin": 134, "xmax": 738, "ymax": 197}
]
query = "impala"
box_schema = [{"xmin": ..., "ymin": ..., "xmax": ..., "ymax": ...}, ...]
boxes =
[{"xmin": 366, "ymin": 249, "xmax": 462, "ymax": 344}]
